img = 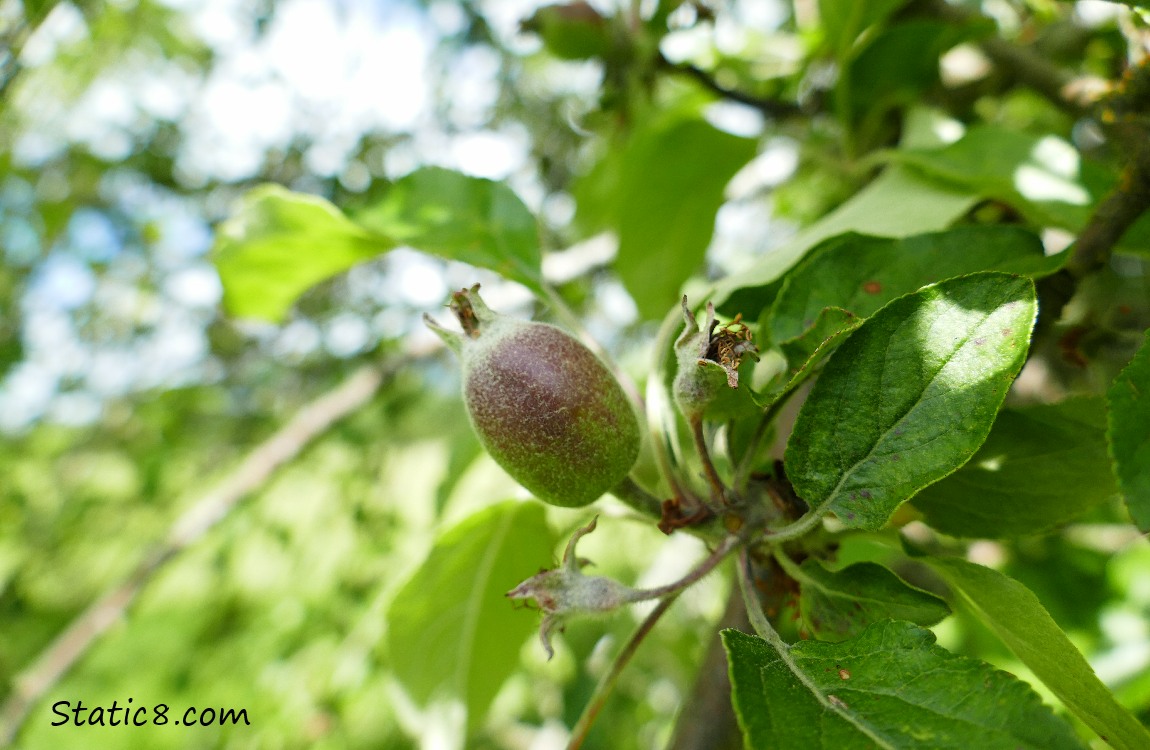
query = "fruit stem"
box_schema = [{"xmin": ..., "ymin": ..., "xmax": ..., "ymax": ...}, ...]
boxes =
[
  {"xmin": 690, "ymin": 413, "xmax": 727, "ymax": 508},
  {"xmin": 648, "ymin": 301, "xmax": 694, "ymax": 504},
  {"xmin": 609, "ymin": 475, "xmax": 664, "ymax": 518}
]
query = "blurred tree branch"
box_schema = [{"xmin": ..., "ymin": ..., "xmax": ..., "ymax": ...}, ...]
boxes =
[
  {"xmin": 1039, "ymin": 59, "xmax": 1150, "ymax": 332},
  {"xmin": 658, "ymin": 54, "xmax": 804, "ymax": 120},
  {"xmin": 0, "ymin": 355, "xmax": 419, "ymax": 744},
  {"xmin": 925, "ymin": 0, "xmax": 1095, "ymax": 119},
  {"xmin": 0, "ymin": 0, "xmax": 65, "ymax": 101}
]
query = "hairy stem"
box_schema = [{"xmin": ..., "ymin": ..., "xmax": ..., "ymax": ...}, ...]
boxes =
[
  {"xmin": 628, "ymin": 534, "xmax": 741, "ymax": 602},
  {"xmin": 736, "ymin": 551, "xmax": 788, "ymax": 648},
  {"xmin": 649, "ymin": 303, "xmax": 695, "ymax": 504},
  {"xmin": 761, "ymin": 510, "xmax": 826, "ymax": 544}
]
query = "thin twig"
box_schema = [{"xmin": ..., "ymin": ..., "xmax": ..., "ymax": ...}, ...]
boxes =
[
  {"xmin": 1066, "ymin": 148, "xmax": 1150, "ymax": 279},
  {"xmin": 1039, "ymin": 62, "xmax": 1150, "ymax": 329},
  {"xmin": 0, "ymin": 361, "xmax": 399, "ymax": 745},
  {"xmin": 925, "ymin": 0, "xmax": 1091, "ymax": 119},
  {"xmin": 628, "ymin": 534, "xmax": 741, "ymax": 601},
  {"xmin": 658, "ymin": 54, "xmax": 804, "ymax": 119},
  {"xmin": 567, "ymin": 593, "xmax": 681, "ymax": 750}
]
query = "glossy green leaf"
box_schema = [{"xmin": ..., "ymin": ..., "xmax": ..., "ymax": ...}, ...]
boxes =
[
  {"xmin": 711, "ymin": 166, "xmax": 980, "ymax": 314},
  {"xmin": 214, "ymin": 168, "xmax": 545, "ymax": 322},
  {"xmin": 723, "ymin": 620, "xmax": 1084, "ymax": 750},
  {"xmin": 386, "ymin": 502, "xmax": 557, "ymax": 729},
  {"xmin": 1108, "ymin": 331, "xmax": 1150, "ymax": 531},
  {"xmin": 353, "ymin": 166, "xmax": 544, "ymax": 294},
  {"xmin": 612, "ymin": 116, "xmax": 756, "ymax": 319},
  {"xmin": 794, "ymin": 559, "xmax": 950, "ymax": 641},
  {"xmin": 785, "ymin": 272, "xmax": 1036, "ymax": 530},
  {"xmin": 213, "ymin": 185, "xmax": 391, "ymax": 321},
  {"xmin": 769, "ymin": 226, "xmax": 1058, "ymax": 343},
  {"xmin": 924, "ymin": 556, "xmax": 1150, "ymax": 750},
  {"xmin": 914, "ymin": 398, "xmax": 1119, "ymax": 537}
]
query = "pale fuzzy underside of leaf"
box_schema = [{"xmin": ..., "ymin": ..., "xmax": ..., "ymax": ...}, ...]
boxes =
[{"xmin": 386, "ymin": 501, "xmax": 557, "ymax": 731}]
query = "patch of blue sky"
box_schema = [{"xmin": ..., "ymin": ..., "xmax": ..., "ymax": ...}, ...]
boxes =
[
  {"xmin": 67, "ymin": 208, "xmax": 123, "ymax": 264},
  {"xmin": 26, "ymin": 253, "xmax": 97, "ymax": 312}
]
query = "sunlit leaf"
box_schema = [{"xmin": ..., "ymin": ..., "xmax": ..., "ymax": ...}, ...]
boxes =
[
  {"xmin": 914, "ymin": 398, "xmax": 1119, "ymax": 537},
  {"xmin": 785, "ymin": 273, "xmax": 1036, "ymax": 530},
  {"xmin": 353, "ymin": 166, "xmax": 544, "ymax": 294},
  {"xmin": 723, "ymin": 620, "xmax": 1084, "ymax": 749},
  {"xmin": 1108, "ymin": 331, "xmax": 1150, "ymax": 531},
  {"xmin": 214, "ymin": 169, "xmax": 545, "ymax": 322},
  {"xmin": 923, "ymin": 556, "xmax": 1150, "ymax": 750},
  {"xmin": 213, "ymin": 185, "xmax": 391, "ymax": 321},
  {"xmin": 386, "ymin": 502, "xmax": 557, "ymax": 729},
  {"xmin": 712, "ymin": 167, "xmax": 980, "ymax": 315}
]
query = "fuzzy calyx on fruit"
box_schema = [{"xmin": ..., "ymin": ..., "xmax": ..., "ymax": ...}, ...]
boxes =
[{"xmin": 673, "ymin": 296, "xmax": 759, "ymax": 421}]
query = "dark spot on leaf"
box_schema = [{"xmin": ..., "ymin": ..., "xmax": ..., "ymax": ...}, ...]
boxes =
[
  {"xmin": 863, "ymin": 280, "xmax": 882, "ymax": 294},
  {"xmin": 1118, "ymin": 304, "xmax": 1132, "ymax": 315},
  {"xmin": 891, "ymin": 454, "xmax": 901, "ymax": 462},
  {"xmin": 860, "ymin": 490, "xmax": 872, "ymax": 499}
]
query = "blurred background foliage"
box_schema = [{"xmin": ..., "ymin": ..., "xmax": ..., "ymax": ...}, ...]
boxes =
[{"xmin": 0, "ymin": 0, "xmax": 1148, "ymax": 748}]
